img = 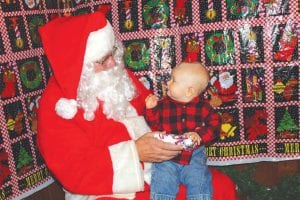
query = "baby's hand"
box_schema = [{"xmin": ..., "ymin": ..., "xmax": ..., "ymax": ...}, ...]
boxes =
[
  {"xmin": 145, "ymin": 94, "xmax": 159, "ymax": 109},
  {"xmin": 184, "ymin": 132, "xmax": 201, "ymax": 146}
]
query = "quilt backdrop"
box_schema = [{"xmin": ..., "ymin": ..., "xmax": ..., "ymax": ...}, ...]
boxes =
[{"xmin": 0, "ymin": 0, "xmax": 299, "ymax": 199}]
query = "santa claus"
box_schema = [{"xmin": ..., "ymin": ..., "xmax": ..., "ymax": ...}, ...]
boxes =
[
  {"xmin": 37, "ymin": 11, "xmax": 236, "ymax": 200},
  {"xmin": 210, "ymin": 71, "xmax": 238, "ymax": 104}
]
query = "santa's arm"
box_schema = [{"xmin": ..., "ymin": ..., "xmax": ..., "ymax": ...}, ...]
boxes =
[
  {"xmin": 38, "ymin": 117, "xmax": 144, "ymax": 195},
  {"xmin": 37, "ymin": 85, "xmax": 144, "ymax": 195}
]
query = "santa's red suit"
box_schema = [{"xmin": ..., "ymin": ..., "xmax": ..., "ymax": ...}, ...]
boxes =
[{"xmin": 38, "ymin": 12, "xmax": 236, "ymax": 200}]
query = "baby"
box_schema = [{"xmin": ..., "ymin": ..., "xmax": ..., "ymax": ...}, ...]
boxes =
[{"xmin": 145, "ymin": 62, "xmax": 221, "ymax": 200}]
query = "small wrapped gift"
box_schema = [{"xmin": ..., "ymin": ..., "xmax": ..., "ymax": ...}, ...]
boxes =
[{"xmin": 154, "ymin": 133, "xmax": 197, "ymax": 151}]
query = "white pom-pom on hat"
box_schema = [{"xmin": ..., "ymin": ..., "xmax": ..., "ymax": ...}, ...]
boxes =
[{"xmin": 55, "ymin": 98, "xmax": 78, "ymax": 119}]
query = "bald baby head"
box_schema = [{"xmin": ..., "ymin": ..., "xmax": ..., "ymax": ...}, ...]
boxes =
[{"xmin": 174, "ymin": 62, "xmax": 210, "ymax": 95}]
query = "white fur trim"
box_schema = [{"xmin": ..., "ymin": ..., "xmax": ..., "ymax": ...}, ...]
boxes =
[
  {"xmin": 109, "ymin": 141, "xmax": 144, "ymax": 194},
  {"xmin": 55, "ymin": 98, "xmax": 78, "ymax": 119},
  {"xmin": 119, "ymin": 115, "xmax": 152, "ymax": 185},
  {"xmin": 84, "ymin": 21, "xmax": 115, "ymax": 64},
  {"xmin": 119, "ymin": 104, "xmax": 151, "ymax": 140},
  {"xmin": 119, "ymin": 104, "xmax": 152, "ymax": 184},
  {"xmin": 143, "ymin": 162, "xmax": 152, "ymax": 185},
  {"xmin": 120, "ymin": 116, "xmax": 151, "ymax": 140}
]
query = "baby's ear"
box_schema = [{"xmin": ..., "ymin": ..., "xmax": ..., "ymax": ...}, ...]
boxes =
[{"xmin": 186, "ymin": 87, "xmax": 196, "ymax": 97}]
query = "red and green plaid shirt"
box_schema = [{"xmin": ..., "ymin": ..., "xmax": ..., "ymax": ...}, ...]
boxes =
[{"xmin": 145, "ymin": 96, "xmax": 221, "ymax": 165}]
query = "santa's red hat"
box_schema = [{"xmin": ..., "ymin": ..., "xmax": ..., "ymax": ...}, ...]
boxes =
[{"xmin": 39, "ymin": 12, "xmax": 115, "ymax": 119}]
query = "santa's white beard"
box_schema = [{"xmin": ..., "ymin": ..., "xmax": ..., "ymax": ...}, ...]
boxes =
[
  {"xmin": 219, "ymin": 76, "xmax": 234, "ymax": 89},
  {"xmin": 77, "ymin": 64, "xmax": 136, "ymax": 121}
]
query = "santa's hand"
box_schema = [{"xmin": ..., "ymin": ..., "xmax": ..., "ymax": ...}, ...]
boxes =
[
  {"xmin": 135, "ymin": 132, "xmax": 183, "ymax": 162},
  {"xmin": 145, "ymin": 94, "xmax": 159, "ymax": 109}
]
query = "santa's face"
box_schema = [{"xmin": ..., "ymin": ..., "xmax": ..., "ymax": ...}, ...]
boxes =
[
  {"xmin": 78, "ymin": 36, "xmax": 136, "ymax": 121},
  {"xmin": 78, "ymin": 57, "xmax": 136, "ymax": 121}
]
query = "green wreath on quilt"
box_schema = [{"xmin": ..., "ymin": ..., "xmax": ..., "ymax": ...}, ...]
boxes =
[
  {"xmin": 124, "ymin": 41, "xmax": 150, "ymax": 71},
  {"xmin": 205, "ymin": 32, "xmax": 235, "ymax": 65},
  {"xmin": 20, "ymin": 61, "xmax": 42, "ymax": 89},
  {"xmin": 143, "ymin": 0, "xmax": 169, "ymax": 29},
  {"xmin": 227, "ymin": 0, "xmax": 258, "ymax": 18}
]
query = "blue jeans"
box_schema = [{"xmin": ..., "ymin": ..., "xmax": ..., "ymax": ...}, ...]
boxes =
[{"xmin": 150, "ymin": 147, "xmax": 212, "ymax": 200}]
